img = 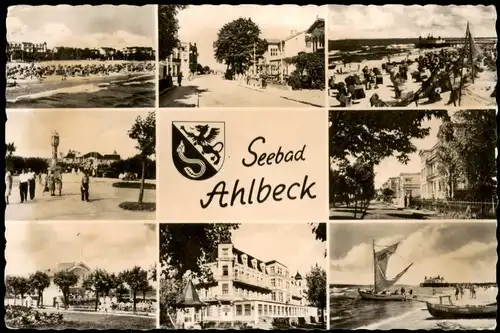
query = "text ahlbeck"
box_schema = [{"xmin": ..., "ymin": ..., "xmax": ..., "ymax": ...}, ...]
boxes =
[{"xmin": 200, "ymin": 136, "xmax": 316, "ymax": 208}]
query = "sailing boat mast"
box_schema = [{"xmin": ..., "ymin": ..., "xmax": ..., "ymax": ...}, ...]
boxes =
[{"xmin": 372, "ymin": 238, "xmax": 376, "ymax": 292}]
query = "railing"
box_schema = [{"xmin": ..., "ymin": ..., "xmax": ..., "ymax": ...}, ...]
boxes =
[{"xmin": 412, "ymin": 198, "xmax": 497, "ymax": 219}]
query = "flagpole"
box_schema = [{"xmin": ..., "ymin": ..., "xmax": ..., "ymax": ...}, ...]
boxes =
[{"xmin": 468, "ymin": 23, "xmax": 475, "ymax": 84}]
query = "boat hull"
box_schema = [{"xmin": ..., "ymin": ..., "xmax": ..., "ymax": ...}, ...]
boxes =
[
  {"xmin": 358, "ymin": 290, "xmax": 407, "ymax": 301},
  {"xmin": 426, "ymin": 302, "xmax": 497, "ymax": 319}
]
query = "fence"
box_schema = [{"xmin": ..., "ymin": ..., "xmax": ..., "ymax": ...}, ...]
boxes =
[{"xmin": 412, "ymin": 198, "xmax": 497, "ymax": 219}]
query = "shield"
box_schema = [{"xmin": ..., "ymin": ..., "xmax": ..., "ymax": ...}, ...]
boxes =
[{"xmin": 172, "ymin": 121, "xmax": 225, "ymax": 181}]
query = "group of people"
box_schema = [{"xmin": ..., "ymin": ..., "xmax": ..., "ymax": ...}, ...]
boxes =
[
  {"xmin": 454, "ymin": 284, "xmax": 477, "ymax": 300},
  {"xmin": 4, "ymin": 168, "xmax": 92, "ymax": 204},
  {"xmin": 6, "ymin": 61, "xmax": 155, "ymax": 83}
]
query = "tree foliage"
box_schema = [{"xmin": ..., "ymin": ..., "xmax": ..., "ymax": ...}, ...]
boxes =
[
  {"xmin": 52, "ymin": 270, "xmax": 79, "ymax": 309},
  {"xmin": 128, "ymin": 111, "xmax": 156, "ymax": 204},
  {"xmin": 329, "ymin": 110, "xmax": 450, "ymax": 166},
  {"xmin": 82, "ymin": 269, "xmax": 118, "ymax": 311},
  {"xmin": 7, "ymin": 276, "xmax": 31, "ymax": 305},
  {"xmin": 6, "ymin": 156, "xmax": 49, "ymax": 174},
  {"xmin": 29, "ymin": 271, "xmax": 51, "ymax": 307},
  {"xmin": 213, "ymin": 18, "xmax": 267, "ymax": 74},
  {"xmin": 160, "ymin": 223, "xmax": 239, "ymax": 280},
  {"xmin": 305, "ymin": 264, "xmax": 326, "ymax": 325},
  {"xmin": 286, "ymin": 51, "xmax": 325, "ymax": 90},
  {"xmin": 158, "ymin": 5, "xmax": 188, "ymax": 60}
]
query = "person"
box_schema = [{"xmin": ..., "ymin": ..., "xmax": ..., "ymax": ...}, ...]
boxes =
[
  {"xmin": 471, "ymin": 285, "xmax": 476, "ymax": 299},
  {"xmin": 47, "ymin": 171, "xmax": 56, "ymax": 196},
  {"xmin": 401, "ymin": 286, "xmax": 406, "ymax": 296},
  {"xmin": 27, "ymin": 168, "xmax": 36, "ymax": 200},
  {"xmin": 404, "ymin": 194, "xmax": 408, "ymax": 208},
  {"xmin": 177, "ymin": 71, "xmax": 183, "ymax": 87},
  {"xmin": 5, "ymin": 168, "xmax": 13, "ymax": 204},
  {"xmin": 455, "ymin": 286, "xmax": 460, "ymax": 300},
  {"xmin": 459, "ymin": 285, "xmax": 464, "ymax": 299},
  {"xmin": 81, "ymin": 171, "xmax": 90, "ymax": 202},
  {"xmin": 19, "ymin": 168, "xmax": 29, "ymax": 203},
  {"xmin": 408, "ymin": 194, "xmax": 413, "ymax": 207}
]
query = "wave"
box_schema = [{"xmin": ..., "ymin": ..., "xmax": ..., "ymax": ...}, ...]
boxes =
[
  {"xmin": 7, "ymin": 83, "xmax": 105, "ymax": 103},
  {"xmin": 122, "ymin": 79, "xmax": 155, "ymax": 86},
  {"xmin": 357, "ymin": 308, "xmax": 422, "ymax": 330}
]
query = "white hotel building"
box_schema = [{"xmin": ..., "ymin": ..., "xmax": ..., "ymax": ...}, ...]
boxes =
[{"xmin": 179, "ymin": 243, "xmax": 320, "ymax": 326}]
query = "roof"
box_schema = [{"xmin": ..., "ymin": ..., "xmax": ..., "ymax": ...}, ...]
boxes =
[
  {"xmin": 103, "ymin": 154, "xmax": 121, "ymax": 160},
  {"xmin": 82, "ymin": 152, "xmax": 104, "ymax": 159},
  {"xmin": 233, "ymin": 248, "xmax": 267, "ymax": 273},
  {"xmin": 265, "ymin": 260, "xmax": 288, "ymax": 268},
  {"xmin": 265, "ymin": 38, "xmax": 281, "ymax": 44},
  {"xmin": 306, "ymin": 18, "xmax": 325, "ymax": 34},
  {"xmin": 284, "ymin": 30, "xmax": 306, "ymax": 42},
  {"xmin": 64, "ymin": 153, "xmax": 76, "ymax": 159},
  {"xmin": 294, "ymin": 271, "xmax": 303, "ymax": 280},
  {"xmin": 176, "ymin": 280, "xmax": 206, "ymax": 307}
]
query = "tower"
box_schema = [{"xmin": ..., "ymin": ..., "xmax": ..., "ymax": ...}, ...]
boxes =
[{"xmin": 50, "ymin": 130, "xmax": 60, "ymax": 169}]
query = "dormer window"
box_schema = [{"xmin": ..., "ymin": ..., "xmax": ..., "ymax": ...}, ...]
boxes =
[
  {"xmin": 241, "ymin": 254, "xmax": 248, "ymax": 266},
  {"xmin": 251, "ymin": 259, "xmax": 257, "ymax": 269},
  {"xmin": 260, "ymin": 263, "xmax": 266, "ymax": 272}
]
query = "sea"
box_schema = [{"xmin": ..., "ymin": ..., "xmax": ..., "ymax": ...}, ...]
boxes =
[
  {"xmin": 330, "ymin": 285, "xmax": 497, "ymax": 330},
  {"xmin": 6, "ymin": 74, "xmax": 155, "ymax": 108}
]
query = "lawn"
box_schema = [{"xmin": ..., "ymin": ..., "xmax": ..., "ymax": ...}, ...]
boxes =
[{"xmin": 46, "ymin": 312, "xmax": 156, "ymax": 329}]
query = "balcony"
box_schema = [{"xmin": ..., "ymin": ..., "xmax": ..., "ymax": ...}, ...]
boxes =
[{"xmin": 234, "ymin": 276, "xmax": 272, "ymax": 292}]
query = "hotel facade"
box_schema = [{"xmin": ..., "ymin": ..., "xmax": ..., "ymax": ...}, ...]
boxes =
[{"xmin": 180, "ymin": 243, "xmax": 320, "ymax": 326}]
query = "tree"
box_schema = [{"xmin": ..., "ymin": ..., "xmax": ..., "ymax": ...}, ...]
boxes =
[
  {"xmin": 158, "ymin": 5, "xmax": 188, "ymax": 60},
  {"xmin": 196, "ymin": 63, "xmax": 204, "ymax": 74},
  {"xmin": 345, "ymin": 161, "xmax": 376, "ymax": 218},
  {"xmin": 286, "ymin": 51, "xmax": 325, "ymax": 89},
  {"xmin": 53, "ymin": 270, "xmax": 79, "ymax": 309},
  {"xmin": 329, "ymin": 110, "xmax": 450, "ymax": 166},
  {"xmin": 82, "ymin": 269, "xmax": 116, "ymax": 311},
  {"xmin": 128, "ymin": 111, "xmax": 156, "ymax": 204},
  {"xmin": 10, "ymin": 276, "xmax": 32, "ymax": 306},
  {"xmin": 115, "ymin": 284, "xmax": 129, "ymax": 302},
  {"xmin": 29, "ymin": 271, "xmax": 51, "ymax": 307},
  {"xmin": 436, "ymin": 120, "xmax": 460, "ymax": 199},
  {"xmin": 203, "ymin": 65, "xmax": 211, "ymax": 74},
  {"xmin": 160, "ymin": 223, "xmax": 240, "ymax": 280},
  {"xmin": 305, "ymin": 264, "xmax": 326, "ymax": 327},
  {"xmin": 5, "ymin": 142, "xmax": 16, "ymax": 170},
  {"xmin": 382, "ymin": 188, "xmax": 395, "ymax": 202},
  {"xmin": 311, "ymin": 223, "xmax": 326, "ymax": 243},
  {"xmin": 213, "ymin": 18, "xmax": 267, "ymax": 75},
  {"xmin": 5, "ymin": 276, "xmax": 19, "ymax": 304},
  {"xmin": 189, "ymin": 44, "xmax": 199, "ymax": 74},
  {"xmin": 120, "ymin": 266, "xmax": 149, "ymax": 313}
]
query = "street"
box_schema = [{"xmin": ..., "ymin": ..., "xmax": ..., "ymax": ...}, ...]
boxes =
[
  {"xmin": 159, "ymin": 74, "xmax": 324, "ymax": 107},
  {"xmin": 329, "ymin": 200, "xmax": 444, "ymax": 220},
  {"xmin": 5, "ymin": 173, "xmax": 156, "ymax": 220}
]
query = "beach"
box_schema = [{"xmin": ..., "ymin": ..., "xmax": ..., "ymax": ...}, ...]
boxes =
[
  {"xmin": 6, "ymin": 60, "xmax": 155, "ymax": 108},
  {"xmin": 329, "ymin": 47, "xmax": 496, "ymax": 108},
  {"xmin": 330, "ymin": 285, "xmax": 497, "ymax": 330}
]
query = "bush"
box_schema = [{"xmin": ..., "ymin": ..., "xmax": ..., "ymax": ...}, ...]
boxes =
[
  {"xmin": 272, "ymin": 317, "xmax": 291, "ymax": 329},
  {"xmin": 119, "ymin": 202, "xmax": 156, "ymax": 212},
  {"xmin": 5, "ymin": 305, "xmax": 63, "ymax": 328},
  {"xmin": 287, "ymin": 71, "xmax": 303, "ymax": 90},
  {"xmin": 224, "ymin": 69, "xmax": 234, "ymax": 80},
  {"xmin": 112, "ymin": 182, "xmax": 156, "ymax": 190}
]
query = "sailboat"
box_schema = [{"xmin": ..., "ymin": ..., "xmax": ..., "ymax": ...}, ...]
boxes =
[{"xmin": 358, "ymin": 239, "xmax": 413, "ymax": 301}]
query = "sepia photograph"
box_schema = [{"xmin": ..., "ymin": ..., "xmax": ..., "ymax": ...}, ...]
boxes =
[
  {"xmin": 5, "ymin": 110, "xmax": 156, "ymax": 220},
  {"xmin": 329, "ymin": 109, "xmax": 497, "ymax": 220},
  {"xmin": 159, "ymin": 223, "xmax": 327, "ymax": 330},
  {"xmin": 4, "ymin": 222, "xmax": 157, "ymax": 329},
  {"xmin": 6, "ymin": 5, "xmax": 156, "ymax": 108},
  {"xmin": 329, "ymin": 222, "xmax": 497, "ymax": 330},
  {"xmin": 327, "ymin": 5, "xmax": 497, "ymax": 108},
  {"xmin": 158, "ymin": 5, "xmax": 325, "ymax": 108}
]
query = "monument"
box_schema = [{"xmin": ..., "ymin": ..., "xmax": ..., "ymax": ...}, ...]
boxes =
[{"xmin": 50, "ymin": 130, "xmax": 60, "ymax": 170}]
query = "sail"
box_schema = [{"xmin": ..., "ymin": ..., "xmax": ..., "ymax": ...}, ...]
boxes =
[
  {"xmin": 374, "ymin": 263, "xmax": 413, "ymax": 293},
  {"xmin": 374, "ymin": 242, "xmax": 399, "ymax": 276}
]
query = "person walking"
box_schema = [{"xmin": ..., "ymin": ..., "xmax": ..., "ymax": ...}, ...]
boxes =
[
  {"xmin": 177, "ymin": 71, "xmax": 183, "ymax": 87},
  {"xmin": 27, "ymin": 168, "xmax": 36, "ymax": 200},
  {"xmin": 81, "ymin": 172, "xmax": 90, "ymax": 202},
  {"xmin": 19, "ymin": 169, "xmax": 29, "ymax": 203},
  {"xmin": 5, "ymin": 168, "xmax": 13, "ymax": 205}
]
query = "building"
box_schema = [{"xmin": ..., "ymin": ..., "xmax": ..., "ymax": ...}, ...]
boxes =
[
  {"xmin": 98, "ymin": 47, "xmax": 116, "ymax": 60},
  {"xmin": 182, "ymin": 243, "xmax": 320, "ymax": 326},
  {"xmin": 7, "ymin": 41, "xmax": 48, "ymax": 53},
  {"xmin": 381, "ymin": 177, "xmax": 399, "ymax": 195},
  {"xmin": 159, "ymin": 42, "xmax": 190, "ymax": 81},
  {"xmin": 258, "ymin": 39, "xmax": 282, "ymax": 76},
  {"xmin": 305, "ymin": 18, "xmax": 325, "ymax": 54},
  {"xmin": 122, "ymin": 46, "xmax": 155, "ymax": 59},
  {"xmin": 62, "ymin": 150, "xmax": 121, "ymax": 167},
  {"xmin": 395, "ymin": 172, "xmax": 421, "ymax": 203},
  {"xmin": 42, "ymin": 261, "xmax": 92, "ymax": 306}
]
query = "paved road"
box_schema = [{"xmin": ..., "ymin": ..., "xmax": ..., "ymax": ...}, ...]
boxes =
[
  {"xmin": 159, "ymin": 75, "xmax": 311, "ymax": 107},
  {"xmin": 5, "ymin": 173, "xmax": 156, "ymax": 220}
]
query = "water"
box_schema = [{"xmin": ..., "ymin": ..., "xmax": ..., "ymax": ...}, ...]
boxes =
[
  {"xmin": 6, "ymin": 76, "xmax": 155, "ymax": 108},
  {"xmin": 330, "ymin": 285, "xmax": 497, "ymax": 330}
]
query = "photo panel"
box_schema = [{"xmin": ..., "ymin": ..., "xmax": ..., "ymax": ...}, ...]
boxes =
[
  {"xmin": 5, "ymin": 109, "xmax": 156, "ymax": 221},
  {"xmin": 328, "ymin": 221, "xmax": 497, "ymax": 330},
  {"xmin": 327, "ymin": 5, "xmax": 497, "ymax": 109},
  {"xmin": 6, "ymin": 5, "xmax": 156, "ymax": 108},
  {"xmin": 4, "ymin": 221, "xmax": 158, "ymax": 329},
  {"xmin": 159, "ymin": 222, "xmax": 327, "ymax": 330},
  {"xmin": 158, "ymin": 5, "xmax": 326, "ymax": 108},
  {"xmin": 328, "ymin": 108, "xmax": 497, "ymax": 221}
]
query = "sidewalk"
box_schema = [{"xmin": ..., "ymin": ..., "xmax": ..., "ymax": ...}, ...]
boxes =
[
  {"xmin": 236, "ymin": 81, "xmax": 325, "ymax": 107},
  {"xmin": 42, "ymin": 307, "xmax": 156, "ymax": 318}
]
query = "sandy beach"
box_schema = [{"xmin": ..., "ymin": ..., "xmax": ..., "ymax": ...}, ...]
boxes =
[{"xmin": 329, "ymin": 48, "xmax": 496, "ymax": 108}]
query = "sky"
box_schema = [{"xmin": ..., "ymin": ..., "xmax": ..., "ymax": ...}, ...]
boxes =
[
  {"xmin": 5, "ymin": 222, "xmax": 157, "ymax": 277},
  {"xmin": 6, "ymin": 5, "xmax": 155, "ymax": 49},
  {"xmin": 329, "ymin": 222, "xmax": 497, "ymax": 285},
  {"xmin": 329, "ymin": 5, "xmax": 497, "ymax": 39},
  {"xmin": 176, "ymin": 5, "xmax": 325, "ymax": 71},
  {"xmin": 231, "ymin": 223, "xmax": 326, "ymax": 276},
  {"xmin": 373, "ymin": 116, "xmax": 443, "ymax": 189},
  {"xmin": 6, "ymin": 110, "xmax": 153, "ymax": 159}
]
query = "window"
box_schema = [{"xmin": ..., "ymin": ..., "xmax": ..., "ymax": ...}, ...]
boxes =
[
  {"xmin": 236, "ymin": 305, "xmax": 243, "ymax": 316},
  {"xmin": 208, "ymin": 306, "xmax": 213, "ymax": 317},
  {"xmin": 272, "ymin": 292, "xmax": 276, "ymax": 301},
  {"xmin": 244, "ymin": 304, "xmax": 251, "ymax": 316},
  {"xmin": 264, "ymin": 305, "xmax": 268, "ymax": 316},
  {"xmin": 270, "ymin": 267, "xmax": 275, "ymax": 274},
  {"xmin": 278, "ymin": 307, "xmax": 281, "ymax": 316},
  {"xmin": 235, "ymin": 269, "xmax": 238, "ymax": 279},
  {"xmin": 222, "ymin": 265, "xmax": 229, "ymax": 276},
  {"xmin": 222, "ymin": 248, "xmax": 229, "ymax": 257},
  {"xmin": 271, "ymin": 278, "xmax": 276, "ymax": 287},
  {"xmin": 258, "ymin": 304, "xmax": 263, "ymax": 315},
  {"xmin": 222, "ymin": 283, "xmax": 229, "ymax": 295}
]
